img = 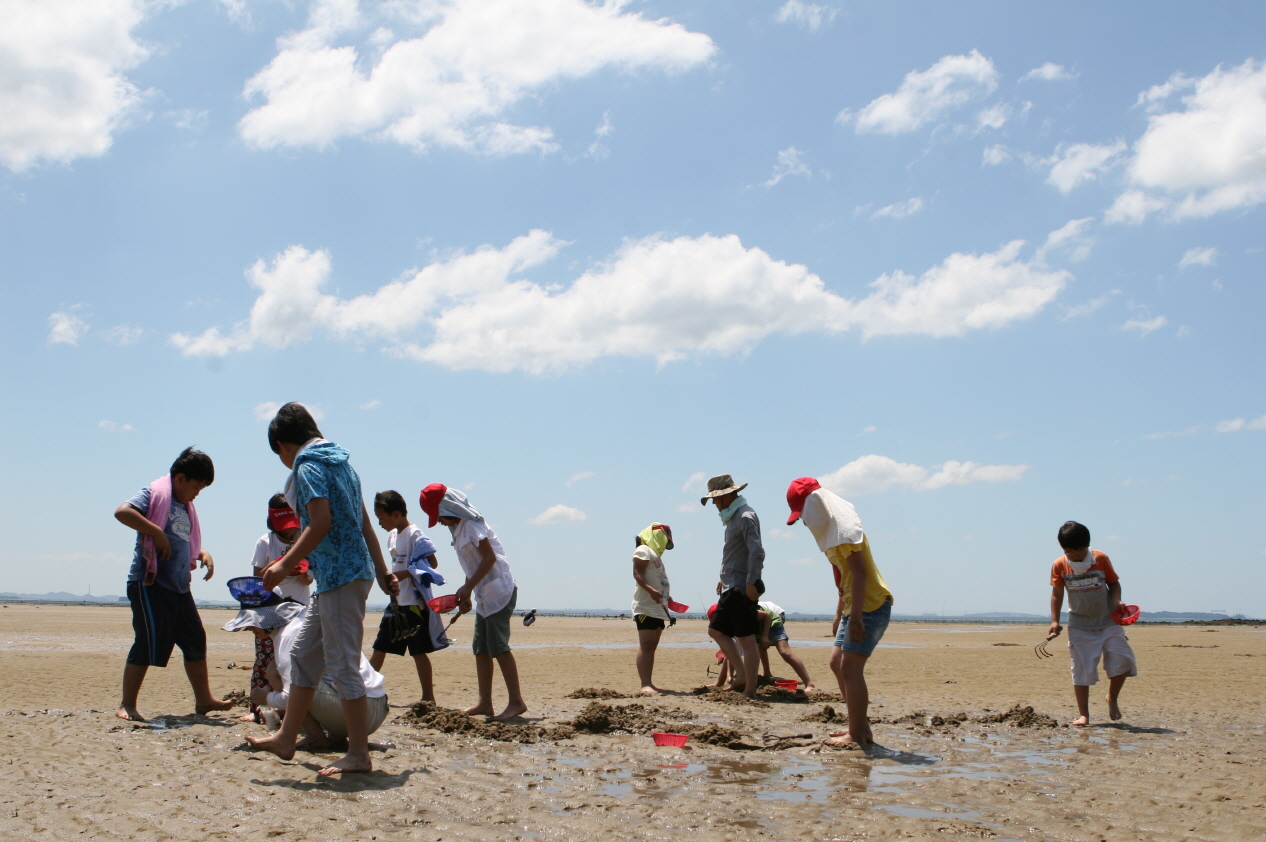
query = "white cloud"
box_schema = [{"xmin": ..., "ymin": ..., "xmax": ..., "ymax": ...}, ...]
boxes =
[
  {"xmin": 48, "ymin": 309, "xmax": 89, "ymax": 345},
  {"xmin": 530, "ymin": 504, "xmax": 587, "ymax": 525},
  {"xmin": 1178, "ymin": 247, "xmax": 1218, "ymax": 268},
  {"xmin": 976, "ymin": 103, "xmax": 1009, "ymax": 131},
  {"xmin": 253, "ymin": 401, "xmax": 283, "ymax": 422},
  {"xmin": 0, "ymin": 0, "xmax": 151, "ymax": 171},
  {"xmin": 238, "ymin": 0, "xmax": 715, "ymax": 155},
  {"xmin": 1045, "ymin": 141, "xmax": 1126, "ymax": 193},
  {"xmin": 1216, "ymin": 415, "xmax": 1266, "ymax": 433},
  {"xmin": 102, "ymin": 324, "xmax": 143, "ymax": 345},
  {"xmin": 764, "ymin": 146, "xmax": 812, "ymax": 188},
  {"xmin": 682, "ymin": 471, "xmax": 706, "ymax": 493},
  {"xmin": 585, "ymin": 111, "xmax": 613, "ymax": 159},
  {"xmin": 842, "ymin": 50, "xmax": 999, "ymax": 134},
  {"xmin": 98, "ymin": 420, "xmax": 134, "ymax": 433},
  {"xmin": 1121, "ymin": 315, "xmax": 1168, "ymax": 336},
  {"xmin": 860, "ymin": 425, "xmax": 877, "ymax": 435},
  {"xmin": 1021, "ymin": 63, "xmax": 1074, "ymax": 82},
  {"xmin": 872, "ymin": 197, "xmax": 924, "ymax": 219},
  {"xmin": 1062, "ymin": 289, "xmax": 1119, "ymax": 320},
  {"xmin": 565, "ymin": 471, "xmax": 594, "ymax": 488},
  {"xmin": 774, "ymin": 1, "xmax": 836, "ymax": 30},
  {"xmin": 1113, "ymin": 59, "xmax": 1266, "ymax": 221},
  {"xmin": 982, "ymin": 144, "xmax": 1012, "ymax": 166},
  {"xmin": 767, "ymin": 528, "xmax": 798, "ymax": 541},
  {"xmin": 786, "ymin": 556, "xmax": 817, "ymax": 566},
  {"xmin": 819, "ymin": 454, "xmax": 1029, "ymax": 497},
  {"xmin": 359, "ymin": 399, "xmax": 382, "ymax": 410},
  {"xmin": 1146, "ymin": 425, "xmax": 1203, "ymax": 440},
  {"xmin": 1104, "ymin": 189, "xmax": 1168, "ymax": 224},
  {"xmin": 173, "ymin": 228, "xmax": 1070, "ymax": 373},
  {"xmin": 1036, "ymin": 217, "xmax": 1095, "ymax": 264}
]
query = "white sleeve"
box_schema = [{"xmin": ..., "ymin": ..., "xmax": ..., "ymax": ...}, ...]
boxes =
[
  {"xmin": 251, "ymin": 535, "xmax": 272, "ymax": 572},
  {"xmin": 267, "ymin": 689, "xmax": 288, "ymax": 709}
]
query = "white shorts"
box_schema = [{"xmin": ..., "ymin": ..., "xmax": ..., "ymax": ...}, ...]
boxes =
[{"xmin": 1067, "ymin": 624, "xmax": 1137, "ymax": 686}]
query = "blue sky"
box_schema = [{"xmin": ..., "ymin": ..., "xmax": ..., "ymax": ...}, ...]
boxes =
[{"xmin": 2, "ymin": 1, "xmax": 1263, "ymax": 616}]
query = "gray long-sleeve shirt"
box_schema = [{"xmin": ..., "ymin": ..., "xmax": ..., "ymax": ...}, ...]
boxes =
[{"xmin": 719, "ymin": 504, "xmax": 765, "ymax": 590}]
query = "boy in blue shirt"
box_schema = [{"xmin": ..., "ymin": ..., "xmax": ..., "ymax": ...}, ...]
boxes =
[
  {"xmin": 247, "ymin": 403, "xmax": 397, "ymax": 777},
  {"xmin": 114, "ymin": 447, "xmax": 233, "ymax": 722}
]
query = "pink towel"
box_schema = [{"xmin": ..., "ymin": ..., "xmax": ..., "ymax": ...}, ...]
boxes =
[{"xmin": 141, "ymin": 474, "xmax": 202, "ymax": 585}]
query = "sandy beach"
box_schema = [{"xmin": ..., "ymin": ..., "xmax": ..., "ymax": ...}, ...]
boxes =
[{"xmin": 0, "ymin": 603, "xmax": 1262, "ymax": 841}]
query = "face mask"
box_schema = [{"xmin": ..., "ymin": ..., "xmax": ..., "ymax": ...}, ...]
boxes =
[{"xmin": 718, "ymin": 495, "xmax": 747, "ymax": 523}]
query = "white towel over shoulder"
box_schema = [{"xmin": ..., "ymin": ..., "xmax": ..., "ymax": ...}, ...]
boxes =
[{"xmin": 801, "ymin": 488, "xmax": 864, "ymax": 552}]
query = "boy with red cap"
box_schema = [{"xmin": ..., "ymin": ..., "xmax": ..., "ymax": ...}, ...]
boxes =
[
  {"xmin": 786, "ymin": 476, "xmax": 892, "ymax": 747},
  {"xmin": 419, "ymin": 483, "xmax": 526, "ymax": 721}
]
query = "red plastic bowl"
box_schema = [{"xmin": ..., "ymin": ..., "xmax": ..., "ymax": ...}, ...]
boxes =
[
  {"xmin": 667, "ymin": 600, "xmax": 690, "ymax": 613},
  {"xmin": 714, "ymin": 650, "xmax": 725, "ymax": 662},
  {"xmin": 774, "ymin": 679, "xmax": 799, "ymax": 691},
  {"xmin": 1113, "ymin": 604, "xmax": 1140, "ymax": 626},
  {"xmin": 428, "ymin": 594, "xmax": 459, "ymax": 613},
  {"xmin": 652, "ymin": 732, "xmax": 689, "ymax": 747}
]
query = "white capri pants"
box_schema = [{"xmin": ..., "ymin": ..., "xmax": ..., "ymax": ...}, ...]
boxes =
[
  {"xmin": 1067, "ymin": 624, "xmax": 1138, "ymax": 686},
  {"xmin": 289, "ymin": 577, "xmax": 372, "ymax": 700}
]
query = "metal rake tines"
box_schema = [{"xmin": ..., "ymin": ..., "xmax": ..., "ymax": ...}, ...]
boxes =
[
  {"xmin": 388, "ymin": 598, "xmax": 423, "ymax": 643},
  {"xmin": 1035, "ymin": 637, "xmax": 1056, "ymax": 659}
]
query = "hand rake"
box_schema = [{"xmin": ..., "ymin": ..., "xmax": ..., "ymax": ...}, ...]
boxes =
[
  {"xmin": 1035, "ymin": 634, "xmax": 1057, "ymax": 659},
  {"xmin": 387, "ymin": 597, "xmax": 423, "ymax": 643}
]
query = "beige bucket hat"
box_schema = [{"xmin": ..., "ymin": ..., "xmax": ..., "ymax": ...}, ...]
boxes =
[{"xmin": 700, "ymin": 474, "xmax": 748, "ymax": 505}]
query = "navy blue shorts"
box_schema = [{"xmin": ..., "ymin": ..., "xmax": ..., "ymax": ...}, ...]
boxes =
[{"xmin": 126, "ymin": 581, "xmax": 207, "ymax": 667}]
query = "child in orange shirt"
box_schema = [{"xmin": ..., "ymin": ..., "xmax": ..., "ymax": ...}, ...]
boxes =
[{"xmin": 1046, "ymin": 520, "xmax": 1137, "ymax": 726}]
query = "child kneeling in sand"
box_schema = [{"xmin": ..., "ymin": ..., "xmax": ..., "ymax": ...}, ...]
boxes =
[
  {"xmin": 420, "ymin": 484, "xmax": 526, "ymax": 721},
  {"xmin": 757, "ymin": 599, "xmax": 817, "ymax": 691},
  {"xmin": 1046, "ymin": 520, "xmax": 1137, "ymax": 726},
  {"xmin": 114, "ymin": 447, "xmax": 232, "ymax": 721}
]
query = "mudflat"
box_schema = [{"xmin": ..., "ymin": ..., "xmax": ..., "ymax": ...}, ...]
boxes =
[{"xmin": 0, "ymin": 603, "xmax": 1262, "ymax": 841}]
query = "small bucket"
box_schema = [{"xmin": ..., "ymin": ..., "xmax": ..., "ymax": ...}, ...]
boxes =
[
  {"xmin": 774, "ymin": 679, "xmax": 799, "ymax": 691},
  {"xmin": 652, "ymin": 732, "xmax": 689, "ymax": 747},
  {"xmin": 428, "ymin": 594, "xmax": 459, "ymax": 613},
  {"xmin": 667, "ymin": 600, "xmax": 690, "ymax": 613},
  {"xmin": 1113, "ymin": 604, "xmax": 1141, "ymax": 626}
]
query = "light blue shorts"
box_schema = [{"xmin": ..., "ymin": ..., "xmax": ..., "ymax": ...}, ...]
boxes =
[{"xmin": 835, "ymin": 597, "xmax": 892, "ymax": 658}]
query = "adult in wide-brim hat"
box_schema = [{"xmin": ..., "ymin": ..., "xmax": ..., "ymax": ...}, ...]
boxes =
[{"xmin": 699, "ymin": 474, "xmax": 748, "ymax": 505}]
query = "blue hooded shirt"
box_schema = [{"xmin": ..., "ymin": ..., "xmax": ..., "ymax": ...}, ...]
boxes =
[{"xmin": 291, "ymin": 441, "xmax": 374, "ymax": 594}]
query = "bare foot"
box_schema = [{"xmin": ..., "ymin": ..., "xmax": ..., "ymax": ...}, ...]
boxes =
[
  {"xmin": 804, "ymin": 684, "xmax": 818, "ymax": 692},
  {"xmin": 237, "ymin": 712, "xmax": 258, "ymax": 723},
  {"xmin": 317, "ymin": 753, "xmax": 372, "ymax": 776},
  {"xmin": 492, "ymin": 701, "xmax": 528, "ymax": 721},
  {"xmin": 116, "ymin": 705, "xmax": 144, "ymax": 722},
  {"xmin": 246, "ymin": 732, "xmax": 296, "ymax": 761},
  {"xmin": 1069, "ymin": 715, "xmax": 1089, "ymax": 727},
  {"xmin": 639, "ymin": 686, "xmax": 658, "ymax": 696},
  {"xmin": 823, "ymin": 732, "xmax": 860, "ymax": 748},
  {"xmin": 1106, "ymin": 695, "xmax": 1123, "ymax": 721},
  {"xmin": 463, "ymin": 703, "xmax": 495, "ymax": 716},
  {"xmin": 196, "ymin": 697, "xmax": 235, "ymax": 715}
]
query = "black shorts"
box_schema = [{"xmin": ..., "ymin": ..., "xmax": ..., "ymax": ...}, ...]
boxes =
[
  {"xmin": 708, "ymin": 585, "xmax": 761, "ymax": 639},
  {"xmin": 634, "ymin": 614, "xmax": 666, "ymax": 631},
  {"xmin": 126, "ymin": 581, "xmax": 207, "ymax": 667},
  {"xmin": 372, "ymin": 602, "xmax": 443, "ymax": 657}
]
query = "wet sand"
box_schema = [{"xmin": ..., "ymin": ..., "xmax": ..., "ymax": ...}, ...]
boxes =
[{"xmin": 0, "ymin": 603, "xmax": 1263, "ymax": 841}]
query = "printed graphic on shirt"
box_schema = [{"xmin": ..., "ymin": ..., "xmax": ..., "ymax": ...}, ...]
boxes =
[{"xmin": 168, "ymin": 507, "xmax": 191, "ymax": 542}]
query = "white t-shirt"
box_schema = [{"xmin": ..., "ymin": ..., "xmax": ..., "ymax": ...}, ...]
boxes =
[
  {"xmin": 449, "ymin": 519, "xmax": 515, "ymax": 617},
  {"xmin": 631, "ymin": 545, "xmax": 670, "ymax": 620},
  {"xmin": 801, "ymin": 489, "xmax": 865, "ymax": 552},
  {"xmin": 267, "ymin": 606, "xmax": 385, "ymax": 708},
  {"xmin": 251, "ymin": 533, "xmax": 311, "ymax": 605},
  {"xmin": 389, "ymin": 524, "xmax": 429, "ymax": 606}
]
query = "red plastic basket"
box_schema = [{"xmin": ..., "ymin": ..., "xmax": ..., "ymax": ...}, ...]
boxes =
[
  {"xmin": 428, "ymin": 594, "xmax": 459, "ymax": 613},
  {"xmin": 774, "ymin": 679, "xmax": 798, "ymax": 691},
  {"xmin": 667, "ymin": 600, "xmax": 690, "ymax": 613},
  {"xmin": 714, "ymin": 650, "xmax": 725, "ymax": 662},
  {"xmin": 652, "ymin": 732, "xmax": 689, "ymax": 747},
  {"xmin": 1112, "ymin": 604, "xmax": 1140, "ymax": 626}
]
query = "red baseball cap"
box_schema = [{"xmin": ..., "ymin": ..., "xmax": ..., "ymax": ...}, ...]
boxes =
[
  {"xmin": 267, "ymin": 505, "xmax": 300, "ymax": 533},
  {"xmin": 785, "ymin": 477, "xmax": 822, "ymax": 525},
  {"xmin": 419, "ymin": 483, "xmax": 448, "ymax": 528}
]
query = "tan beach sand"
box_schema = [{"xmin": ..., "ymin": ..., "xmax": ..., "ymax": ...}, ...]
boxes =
[{"xmin": 0, "ymin": 603, "xmax": 1262, "ymax": 841}]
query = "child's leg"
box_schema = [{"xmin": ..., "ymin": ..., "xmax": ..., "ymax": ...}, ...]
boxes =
[
  {"xmin": 172, "ymin": 592, "xmax": 231, "ymax": 714},
  {"xmin": 1071, "ymin": 685, "xmax": 1091, "ymax": 726},
  {"xmin": 636, "ymin": 627, "xmax": 663, "ymax": 693},
  {"xmin": 369, "ymin": 650, "xmax": 387, "ymax": 672},
  {"xmin": 708, "ymin": 627, "xmax": 745, "ymax": 689},
  {"xmin": 735, "ymin": 635, "xmax": 760, "ymax": 699},
  {"xmin": 1105, "ymin": 673, "xmax": 1127, "ymax": 721},
  {"xmin": 411, "ymin": 653, "xmax": 434, "ymax": 702},
  {"xmin": 118, "ymin": 663, "xmax": 147, "ymax": 721},
  {"xmin": 465, "ymin": 654, "xmax": 496, "ymax": 716},
  {"xmin": 759, "ymin": 643, "xmax": 773, "ymax": 678},
  {"xmin": 830, "ymin": 651, "xmax": 873, "ymax": 745},
  {"xmin": 491, "ymin": 651, "xmax": 527, "ymax": 720},
  {"xmin": 776, "ymin": 640, "xmax": 816, "ymax": 690},
  {"xmin": 185, "ymin": 659, "xmax": 234, "ymax": 714}
]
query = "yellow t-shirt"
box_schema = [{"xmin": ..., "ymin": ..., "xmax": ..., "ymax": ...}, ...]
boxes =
[{"xmin": 826, "ymin": 537, "xmax": 893, "ymax": 614}]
